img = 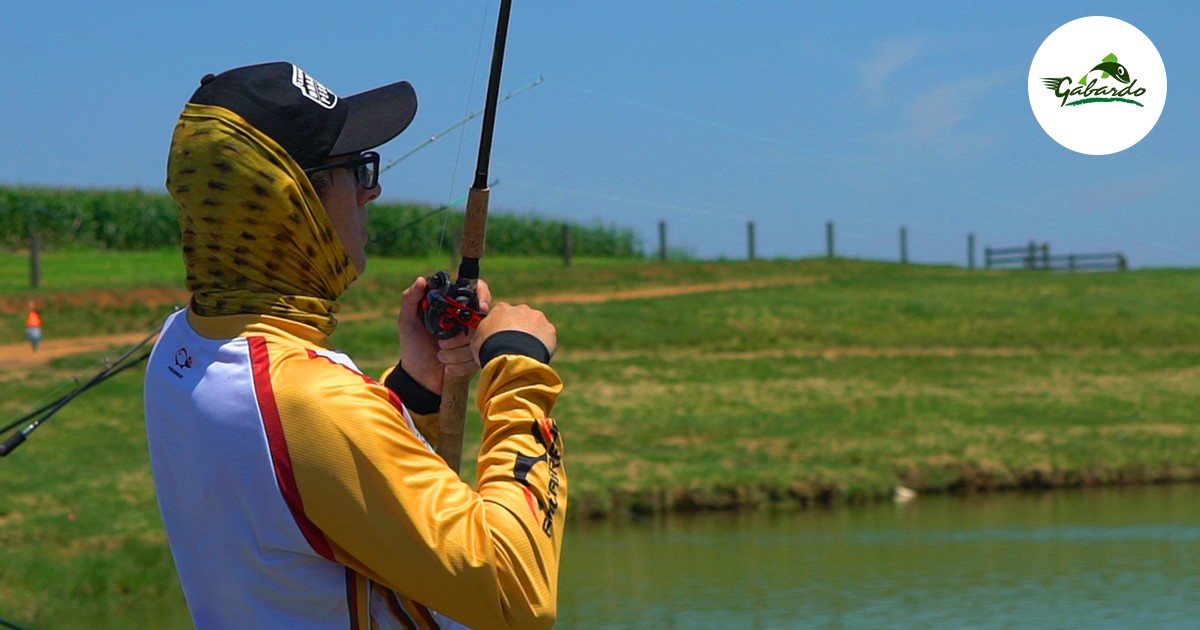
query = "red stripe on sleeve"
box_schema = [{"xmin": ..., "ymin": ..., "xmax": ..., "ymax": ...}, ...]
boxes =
[
  {"xmin": 523, "ymin": 487, "xmax": 542, "ymax": 525},
  {"xmin": 249, "ymin": 336, "xmax": 336, "ymax": 561}
]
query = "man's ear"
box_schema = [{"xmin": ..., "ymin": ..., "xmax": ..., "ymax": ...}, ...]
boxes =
[{"xmin": 307, "ymin": 170, "xmax": 335, "ymax": 199}]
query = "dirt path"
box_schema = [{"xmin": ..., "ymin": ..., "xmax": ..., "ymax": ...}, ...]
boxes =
[
  {"xmin": 514, "ymin": 277, "xmax": 821, "ymax": 305},
  {"xmin": 5, "ymin": 274, "xmax": 1197, "ymax": 370},
  {"xmin": 0, "ymin": 277, "xmax": 819, "ymax": 370},
  {"xmin": 0, "ymin": 331, "xmax": 159, "ymax": 370}
]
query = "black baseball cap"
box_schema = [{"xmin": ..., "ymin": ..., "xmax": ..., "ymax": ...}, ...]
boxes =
[{"xmin": 189, "ymin": 61, "xmax": 417, "ymax": 169}]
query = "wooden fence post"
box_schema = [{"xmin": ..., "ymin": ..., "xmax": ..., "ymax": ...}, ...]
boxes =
[
  {"xmin": 826, "ymin": 221, "xmax": 835, "ymax": 259},
  {"xmin": 1026, "ymin": 241, "xmax": 1037, "ymax": 269},
  {"xmin": 968, "ymin": 233, "xmax": 975, "ymax": 270},
  {"xmin": 658, "ymin": 220, "xmax": 667, "ymax": 262},
  {"xmin": 747, "ymin": 221, "xmax": 756, "ymax": 261},
  {"xmin": 900, "ymin": 226, "xmax": 908, "ymax": 264},
  {"xmin": 984, "ymin": 246, "xmax": 992, "ymax": 269}
]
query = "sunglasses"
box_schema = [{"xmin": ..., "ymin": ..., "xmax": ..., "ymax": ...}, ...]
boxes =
[{"xmin": 304, "ymin": 151, "xmax": 381, "ymax": 190}]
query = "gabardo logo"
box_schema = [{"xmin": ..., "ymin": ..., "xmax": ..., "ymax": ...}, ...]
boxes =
[
  {"xmin": 1040, "ymin": 53, "xmax": 1147, "ymax": 108},
  {"xmin": 1028, "ymin": 17, "xmax": 1167, "ymax": 155}
]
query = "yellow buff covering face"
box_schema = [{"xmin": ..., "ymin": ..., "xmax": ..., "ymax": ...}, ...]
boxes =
[{"xmin": 165, "ymin": 103, "xmax": 359, "ymax": 335}]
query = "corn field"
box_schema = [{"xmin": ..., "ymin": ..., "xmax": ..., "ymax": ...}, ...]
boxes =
[{"xmin": 0, "ymin": 186, "xmax": 642, "ymax": 258}]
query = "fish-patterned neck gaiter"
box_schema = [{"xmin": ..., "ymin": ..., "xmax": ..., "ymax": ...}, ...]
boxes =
[{"xmin": 166, "ymin": 103, "xmax": 359, "ymax": 336}]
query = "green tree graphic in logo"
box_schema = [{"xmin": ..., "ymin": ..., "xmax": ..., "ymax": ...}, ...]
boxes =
[{"xmin": 1040, "ymin": 53, "xmax": 1147, "ymax": 107}]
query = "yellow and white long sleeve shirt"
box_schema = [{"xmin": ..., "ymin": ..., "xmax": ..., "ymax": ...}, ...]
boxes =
[{"xmin": 145, "ymin": 309, "xmax": 566, "ymax": 629}]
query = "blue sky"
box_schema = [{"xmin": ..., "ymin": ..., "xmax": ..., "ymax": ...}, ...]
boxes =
[{"xmin": 3, "ymin": 1, "xmax": 1196, "ymax": 267}]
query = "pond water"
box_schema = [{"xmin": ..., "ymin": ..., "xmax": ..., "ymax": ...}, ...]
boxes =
[
  {"xmin": 558, "ymin": 483, "xmax": 1200, "ymax": 628},
  {"xmin": 39, "ymin": 483, "xmax": 1197, "ymax": 628}
]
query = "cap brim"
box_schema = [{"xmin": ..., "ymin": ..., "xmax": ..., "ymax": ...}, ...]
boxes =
[{"xmin": 330, "ymin": 81, "xmax": 418, "ymax": 156}]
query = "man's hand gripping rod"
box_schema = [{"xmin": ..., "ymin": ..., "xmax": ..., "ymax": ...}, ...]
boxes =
[{"xmin": 418, "ymin": 0, "xmax": 513, "ymax": 473}]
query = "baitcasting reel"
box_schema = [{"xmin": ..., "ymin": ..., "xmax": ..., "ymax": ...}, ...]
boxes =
[{"xmin": 418, "ymin": 270, "xmax": 486, "ymax": 339}]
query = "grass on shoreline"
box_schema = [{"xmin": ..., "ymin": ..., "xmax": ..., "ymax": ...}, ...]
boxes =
[{"xmin": 2, "ymin": 253, "xmax": 1199, "ymax": 625}]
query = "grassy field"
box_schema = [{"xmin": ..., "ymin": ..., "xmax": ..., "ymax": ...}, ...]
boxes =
[{"xmin": 2, "ymin": 251, "xmax": 1199, "ymax": 625}]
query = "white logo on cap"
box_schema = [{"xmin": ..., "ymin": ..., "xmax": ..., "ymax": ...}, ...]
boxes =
[{"xmin": 291, "ymin": 65, "xmax": 338, "ymax": 109}]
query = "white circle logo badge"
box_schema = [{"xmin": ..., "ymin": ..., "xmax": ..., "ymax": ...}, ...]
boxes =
[{"xmin": 1028, "ymin": 16, "xmax": 1167, "ymax": 155}]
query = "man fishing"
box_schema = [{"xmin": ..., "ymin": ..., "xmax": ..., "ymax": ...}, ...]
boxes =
[{"xmin": 144, "ymin": 61, "xmax": 566, "ymax": 629}]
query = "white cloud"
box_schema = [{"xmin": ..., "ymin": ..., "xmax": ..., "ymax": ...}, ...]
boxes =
[
  {"xmin": 859, "ymin": 36, "xmax": 928, "ymax": 99},
  {"xmin": 858, "ymin": 36, "xmax": 1016, "ymax": 158},
  {"xmin": 902, "ymin": 70, "xmax": 1008, "ymax": 142},
  {"xmin": 862, "ymin": 67, "xmax": 1018, "ymax": 162}
]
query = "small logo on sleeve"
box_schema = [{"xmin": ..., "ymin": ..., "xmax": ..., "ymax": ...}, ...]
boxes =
[
  {"xmin": 513, "ymin": 418, "xmax": 563, "ymax": 536},
  {"xmin": 168, "ymin": 347, "xmax": 194, "ymax": 379}
]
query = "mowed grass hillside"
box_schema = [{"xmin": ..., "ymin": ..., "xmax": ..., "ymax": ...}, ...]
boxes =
[
  {"xmin": 2, "ymin": 251, "xmax": 1199, "ymax": 625},
  {"xmin": 341, "ymin": 258, "xmax": 1200, "ymax": 514}
]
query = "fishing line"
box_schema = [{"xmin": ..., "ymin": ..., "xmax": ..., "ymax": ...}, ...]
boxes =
[
  {"xmin": 548, "ymin": 78, "xmax": 803, "ymax": 156},
  {"xmin": 380, "ymin": 78, "xmax": 542, "ymax": 176},
  {"xmin": 384, "ymin": 180, "xmax": 498, "ymax": 235},
  {"xmin": 436, "ymin": 1, "xmax": 494, "ymax": 260},
  {"xmin": 505, "ymin": 178, "xmax": 752, "ymax": 222},
  {"xmin": 546, "ymin": 78, "xmax": 1195, "ymax": 265}
]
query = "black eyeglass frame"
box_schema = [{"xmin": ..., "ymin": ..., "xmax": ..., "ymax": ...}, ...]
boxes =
[{"xmin": 303, "ymin": 151, "xmax": 381, "ymax": 190}]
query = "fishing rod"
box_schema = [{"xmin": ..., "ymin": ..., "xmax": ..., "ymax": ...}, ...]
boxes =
[
  {"xmin": 0, "ymin": 327, "xmax": 159, "ymax": 458},
  {"xmin": 419, "ymin": 0, "xmax": 514, "ymax": 473},
  {"xmin": 380, "ymin": 76, "xmax": 541, "ymax": 176},
  {"xmin": 0, "ymin": 610, "xmax": 29, "ymax": 630}
]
